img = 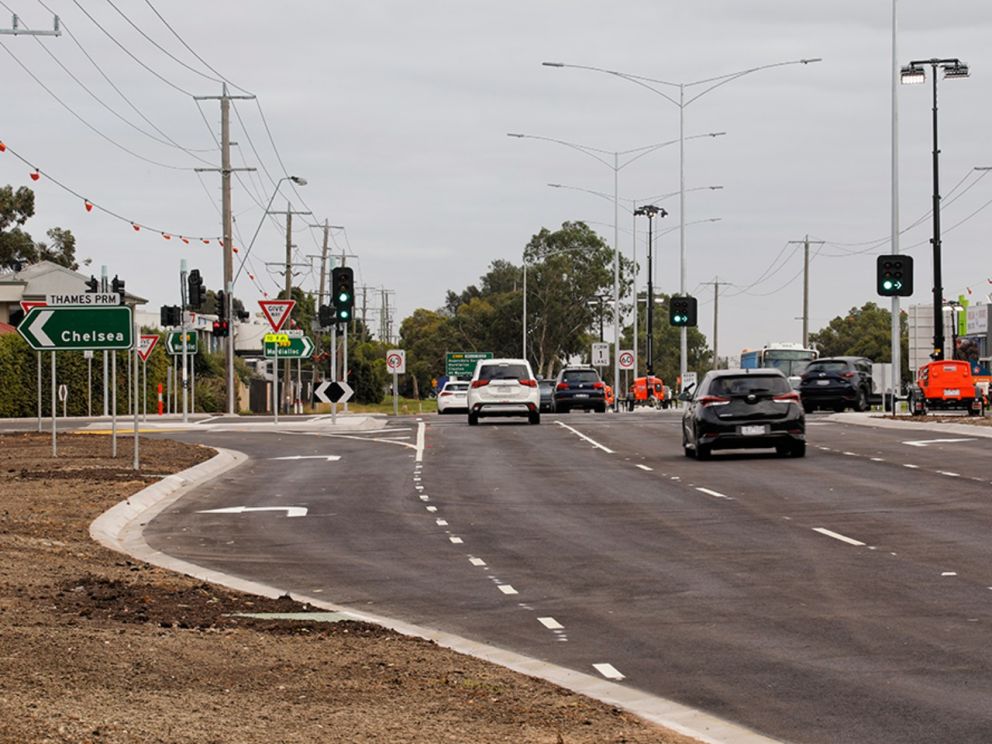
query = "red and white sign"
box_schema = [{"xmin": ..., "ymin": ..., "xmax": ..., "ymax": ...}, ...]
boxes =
[
  {"xmin": 386, "ymin": 349, "xmax": 406, "ymax": 375},
  {"xmin": 20, "ymin": 300, "xmax": 46, "ymax": 315},
  {"xmin": 258, "ymin": 300, "xmax": 295, "ymax": 332},
  {"xmin": 618, "ymin": 350, "xmax": 635, "ymax": 370},
  {"xmin": 137, "ymin": 334, "xmax": 159, "ymax": 362}
]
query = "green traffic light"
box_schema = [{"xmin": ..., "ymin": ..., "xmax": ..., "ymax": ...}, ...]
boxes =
[
  {"xmin": 883, "ymin": 280, "xmax": 894, "ymax": 290},
  {"xmin": 340, "ymin": 310, "xmax": 350, "ymax": 319},
  {"xmin": 338, "ymin": 292, "xmax": 350, "ymax": 303}
]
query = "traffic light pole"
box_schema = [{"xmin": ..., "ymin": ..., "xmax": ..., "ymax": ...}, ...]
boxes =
[{"xmin": 180, "ymin": 261, "xmax": 189, "ymax": 424}]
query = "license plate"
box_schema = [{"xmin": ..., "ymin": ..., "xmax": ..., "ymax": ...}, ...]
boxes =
[
  {"xmin": 740, "ymin": 425, "xmax": 767, "ymax": 436},
  {"xmin": 816, "ymin": 380, "xmax": 830, "ymax": 386},
  {"xmin": 944, "ymin": 388, "xmax": 960, "ymax": 396},
  {"xmin": 575, "ymin": 393, "xmax": 589, "ymax": 398}
]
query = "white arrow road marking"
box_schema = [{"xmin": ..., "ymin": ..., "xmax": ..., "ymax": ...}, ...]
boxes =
[
  {"xmin": 902, "ymin": 438, "xmax": 976, "ymax": 447},
  {"xmin": 269, "ymin": 455, "xmax": 341, "ymax": 461},
  {"xmin": 593, "ymin": 663, "xmax": 625, "ymax": 681},
  {"xmin": 197, "ymin": 506, "xmax": 308, "ymax": 518},
  {"xmin": 813, "ymin": 527, "xmax": 865, "ymax": 546},
  {"xmin": 29, "ymin": 309, "xmax": 54, "ymax": 346}
]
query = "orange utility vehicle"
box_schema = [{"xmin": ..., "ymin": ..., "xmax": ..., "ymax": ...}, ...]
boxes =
[
  {"xmin": 629, "ymin": 375, "xmax": 669, "ymax": 409},
  {"xmin": 909, "ymin": 360, "xmax": 983, "ymax": 416}
]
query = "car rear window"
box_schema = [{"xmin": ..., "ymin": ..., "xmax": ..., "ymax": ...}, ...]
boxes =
[
  {"xmin": 479, "ymin": 364, "xmax": 530, "ymax": 381},
  {"xmin": 562, "ymin": 370, "xmax": 599, "ymax": 383},
  {"xmin": 538, "ymin": 380, "xmax": 554, "ymax": 389},
  {"xmin": 709, "ymin": 375, "xmax": 791, "ymax": 396},
  {"xmin": 444, "ymin": 383, "xmax": 468, "ymax": 392},
  {"xmin": 806, "ymin": 361, "xmax": 850, "ymax": 373}
]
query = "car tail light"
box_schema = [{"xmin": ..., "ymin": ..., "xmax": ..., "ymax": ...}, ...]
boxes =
[
  {"xmin": 556, "ymin": 382, "xmax": 569, "ymax": 391},
  {"xmin": 592, "ymin": 382, "xmax": 604, "ymax": 390},
  {"xmin": 841, "ymin": 371, "xmax": 856, "ymax": 379},
  {"xmin": 698, "ymin": 395, "xmax": 730, "ymax": 407},
  {"xmin": 470, "ymin": 380, "xmax": 489, "ymax": 389},
  {"xmin": 773, "ymin": 392, "xmax": 801, "ymax": 403},
  {"xmin": 440, "ymin": 392, "xmax": 453, "ymax": 397},
  {"xmin": 519, "ymin": 379, "xmax": 537, "ymax": 387}
]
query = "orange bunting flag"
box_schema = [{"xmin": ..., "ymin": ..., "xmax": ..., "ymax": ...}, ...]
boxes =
[
  {"xmin": 248, "ymin": 273, "xmax": 255, "ymax": 281},
  {"xmin": 202, "ymin": 239, "xmax": 210, "ymax": 245},
  {"xmin": 232, "ymin": 246, "xmax": 239, "ymax": 253},
  {"xmin": 218, "ymin": 240, "xmax": 224, "ymax": 247},
  {"xmin": 967, "ymin": 287, "xmax": 973, "ymax": 295},
  {"xmin": 263, "ymin": 292, "xmax": 269, "ymax": 298},
  {"xmin": 162, "ymin": 233, "xmax": 171, "ymax": 240},
  {"xmin": 29, "ymin": 170, "xmax": 40, "ymax": 181},
  {"xmin": 132, "ymin": 223, "xmax": 140, "ymax": 231},
  {"xmin": 0, "ymin": 141, "xmax": 6, "ymax": 152},
  {"xmin": 84, "ymin": 201, "xmax": 93, "ymax": 212},
  {"xmin": 181, "ymin": 237, "xmax": 190, "ymax": 244}
]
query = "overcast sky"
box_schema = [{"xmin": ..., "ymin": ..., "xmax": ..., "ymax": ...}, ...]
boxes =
[{"xmin": 3, "ymin": 1, "xmax": 992, "ymax": 360}]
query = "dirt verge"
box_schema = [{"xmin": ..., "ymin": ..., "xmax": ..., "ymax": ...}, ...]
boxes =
[{"xmin": 0, "ymin": 431, "xmax": 700, "ymax": 744}]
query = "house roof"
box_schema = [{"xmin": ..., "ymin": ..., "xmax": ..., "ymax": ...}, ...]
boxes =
[{"xmin": 0, "ymin": 261, "xmax": 147, "ymax": 305}]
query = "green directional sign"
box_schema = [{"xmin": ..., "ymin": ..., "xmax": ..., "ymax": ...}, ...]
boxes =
[
  {"xmin": 166, "ymin": 331, "xmax": 199, "ymax": 355},
  {"xmin": 264, "ymin": 335, "xmax": 314, "ymax": 359},
  {"xmin": 17, "ymin": 306, "xmax": 133, "ymax": 351},
  {"xmin": 445, "ymin": 351, "xmax": 493, "ymax": 378}
]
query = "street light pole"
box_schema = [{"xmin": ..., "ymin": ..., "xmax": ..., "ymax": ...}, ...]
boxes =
[
  {"xmin": 901, "ymin": 57, "xmax": 969, "ymax": 361},
  {"xmin": 634, "ymin": 205, "xmax": 666, "ymax": 377},
  {"xmin": 544, "ymin": 57, "xmax": 820, "ymax": 383}
]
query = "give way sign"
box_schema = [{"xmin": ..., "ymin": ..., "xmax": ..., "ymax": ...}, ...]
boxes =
[
  {"xmin": 137, "ymin": 335, "xmax": 159, "ymax": 362},
  {"xmin": 258, "ymin": 299, "xmax": 295, "ymax": 332}
]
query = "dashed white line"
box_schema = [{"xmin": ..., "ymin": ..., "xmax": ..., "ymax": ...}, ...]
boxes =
[
  {"xmin": 937, "ymin": 471, "xmax": 960, "ymax": 478},
  {"xmin": 538, "ymin": 617, "xmax": 563, "ymax": 630},
  {"xmin": 426, "ymin": 505, "xmax": 437, "ymax": 512},
  {"xmin": 498, "ymin": 585, "xmax": 518, "ymax": 595},
  {"xmin": 870, "ymin": 457, "xmax": 884, "ymax": 462},
  {"xmin": 469, "ymin": 557, "xmax": 486, "ymax": 567},
  {"xmin": 435, "ymin": 518, "xmax": 448, "ymax": 526},
  {"xmin": 636, "ymin": 464, "xmax": 653, "ymax": 471},
  {"xmin": 554, "ymin": 421, "xmax": 615, "ymax": 454},
  {"xmin": 696, "ymin": 487, "xmax": 733, "ymax": 500},
  {"xmin": 419, "ymin": 494, "xmax": 429, "ymax": 501},
  {"xmin": 903, "ymin": 464, "xmax": 919, "ymax": 469},
  {"xmin": 942, "ymin": 572, "xmax": 958, "ymax": 577},
  {"xmin": 842, "ymin": 451, "xmax": 857, "ymax": 456},
  {"xmin": 449, "ymin": 536, "xmax": 463, "ymax": 544},
  {"xmin": 593, "ymin": 663, "xmax": 625, "ymax": 681},
  {"xmin": 813, "ymin": 527, "xmax": 866, "ymax": 547},
  {"xmin": 415, "ymin": 421, "xmax": 426, "ymax": 462}
]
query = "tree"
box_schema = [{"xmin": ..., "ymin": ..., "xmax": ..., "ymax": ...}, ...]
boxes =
[
  {"xmin": 810, "ymin": 302, "xmax": 909, "ymax": 378},
  {"xmin": 0, "ymin": 186, "xmax": 79, "ymax": 270}
]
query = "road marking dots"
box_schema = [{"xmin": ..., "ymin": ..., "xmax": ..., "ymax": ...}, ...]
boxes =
[
  {"xmin": 449, "ymin": 536, "xmax": 463, "ymax": 544},
  {"xmin": 843, "ymin": 451, "xmax": 857, "ymax": 456},
  {"xmin": 498, "ymin": 585, "xmax": 518, "ymax": 595},
  {"xmin": 538, "ymin": 616, "xmax": 563, "ymax": 630},
  {"xmin": 435, "ymin": 518, "xmax": 448, "ymax": 526},
  {"xmin": 419, "ymin": 494, "xmax": 429, "ymax": 501},
  {"xmin": 937, "ymin": 471, "xmax": 960, "ymax": 478},
  {"xmin": 554, "ymin": 421, "xmax": 615, "ymax": 453},
  {"xmin": 903, "ymin": 464, "xmax": 919, "ymax": 469},
  {"xmin": 813, "ymin": 527, "xmax": 866, "ymax": 547},
  {"xmin": 696, "ymin": 487, "xmax": 733, "ymax": 500},
  {"xmin": 593, "ymin": 663, "xmax": 625, "ymax": 681},
  {"xmin": 870, "ymin": 457, "xmax": 884, "ymax": 462},
  {"xmin": 469, "ymin": 557, "xmax": 486, "ymax": 567},
  {"xmin": 636, "ymin": 464, "xmax": 653, "ymax": 471},
  {"xmin": 942, "ymin": 572, "xmax": 958, "ymax": 576}
]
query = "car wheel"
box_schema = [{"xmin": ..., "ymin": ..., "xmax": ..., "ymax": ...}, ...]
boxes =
[
  {"xmin": 791, "ymin": 441, "xmax": 807, "ymax": 458},
  {"xmin": 558, "ymin": 406, "xmax": 569, "ymax": 414},
  {"xmin": 595, "ymin": 403, "xmax": 606, "ymax": 413},
  {"xmin": 682, "ymin": 431, "xmax": 695, "ymax": 458},
  {"xmin": 468, "ymin": 412, "xmax": 479, "ymax": 426},
  {"xmin": 528, "ymin": 411, "xmax": 540, "ymax": 425},
  {"xmin": 696, "ymin": 442, "xmax": 712, "ymax": 460},
  {"xmin": 775, "ymin": 443, "xmax": 791, "ymax": 457},
  {"xmin": 802, "ymin": 402, "xmax": 814, "ymax": 414},
  {"xmin": 833, "ymin": 402, "xmax": 845, "ymax": 413},
  {"xmin": 856, "ymin": 390, "xmax": 869, "ymax": 412},
  {"xmin": 437, "ymin": 408, "xmax": 445, "ymax": 415}
]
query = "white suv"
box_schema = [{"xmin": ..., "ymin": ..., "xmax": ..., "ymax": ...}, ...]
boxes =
[{"xmin": 467, "ymin": 358, "xmax": 541, "ymax": 425}]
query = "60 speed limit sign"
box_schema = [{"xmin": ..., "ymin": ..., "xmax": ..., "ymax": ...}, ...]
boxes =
[
  {"xmin": 386, "ymin": 349, "xmax": 406, "ymax": 374},
  {"xmin": 618, "ymin": 350, "xmax": 635, "ymax": 370}
]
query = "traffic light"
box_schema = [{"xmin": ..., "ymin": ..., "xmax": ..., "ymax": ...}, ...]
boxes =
[
  {"xmin": 111, "ymin": 274, "xmax": 125, "ymax": 304},
  {"xmin": 876, "ymin": 255, "xmax": 913, "ymax": 297},
  {"xmin": 669, "ymin": 295, "xmax": 697, "ymax": 327},
  {"xmin": 187, "ymin": 269, "xmax": 205, "ymax": 309},
  {"xmin": 216, "ymin": 290, "xmax": 227, "ymax": 320},
  {"xmin": 84, "ymin": 275, "xmax": 98, "ymax": 293},
  {"xmin": 318, "ymin": 304, "xmax": 335, "ymax": 329},
  {"xmin": 331, "ymin": 266, "xmax": 354, "ymax": 323},
  {"xmin": 212, "ymin": 319, "xmax": 229, "ymax": 338},
  {"xmin": 160, "ymin": 305, "xmax": 181, "ymax": 327}
]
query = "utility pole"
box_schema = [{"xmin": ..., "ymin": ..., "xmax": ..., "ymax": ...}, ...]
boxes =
[
  {"xmin": 194, "ymin": 84, "xmax": 256, "ymax": 415},
  {"xmin": 702, "ymin": 278, "xmax": 732, "ymax": 369},
  {"xmin": 787, "ymin": 235, "xmax": 825, "ymax": 347}
]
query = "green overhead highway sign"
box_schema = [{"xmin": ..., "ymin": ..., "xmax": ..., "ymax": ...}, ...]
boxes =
[
  {"xmin": 445, "ymin": 351, "xmax": 493, "ymax": 378},
  {"xmin": 166, "ymin": 331, "xmax": 199, "ymax": 355},
  {"xmin": 17, "ymin": 306, "xmax": 133, "ymax": 351},
  {"xmin": 264, "ymin": 335, "xmax": 314, "ymax": 359}
]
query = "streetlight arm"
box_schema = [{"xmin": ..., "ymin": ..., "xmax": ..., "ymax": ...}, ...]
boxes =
[
  {"xmin": 507, "ymin": 132, "xmax": 616, "ymax": 167},
  {"xmin": 233, "ymin": 175, "xmax": 305, "ymax": 286},
  {"xmin": 617, "ymin": 131, "xmax": 725, "ymax": 170}
]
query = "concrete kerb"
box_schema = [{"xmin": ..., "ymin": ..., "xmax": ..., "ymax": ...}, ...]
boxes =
[
  {"xmin": 89, "ymin": 446, "xmax": 781, "ymax": 744},
  {"xmin": 827, "ymin": 411, "xmax": 992, "ymax": 439}
]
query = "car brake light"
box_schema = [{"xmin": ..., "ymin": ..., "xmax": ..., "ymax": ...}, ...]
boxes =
[
  {"xmin": 592, "ymin": 382, "xmax": 604, "ymax": 390},
  {"xmin": 519, "ymin": 379, "xmax": 537, "ymax": 387},
  {"xmin": 556, "ymin": 382, "xmax": 569, "ymax": 391},
  {"xmin": 470, "ymin": 380, "xmax": 489, "ymax": 389},
  {"xmin": 841, "ymin": 371, "xmax": 856, "ymax": 379},
  {"xmin": 440, "ymin": 392, "xmax": 453, "ymax": 397},
  {"xmin": 773, "ymin": 392, "xmax": 801, "ymax": 403},
  {"xmin": 699, "ymin": 395, "xmax": 730, "ymax": 407}
]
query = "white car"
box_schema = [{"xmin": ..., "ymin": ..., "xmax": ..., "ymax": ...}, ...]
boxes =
[
  {"xmin": 467, "ymin": 358, "xmax": 541, "ymax": 425},
  {"xmin": 436, "ymin": 380, "xmax": 469, "ymax": 414}
]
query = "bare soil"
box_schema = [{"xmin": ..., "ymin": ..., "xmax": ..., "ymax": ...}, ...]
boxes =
[{"xmin": 0, "ymin": 431, "xmax": 700, "ymax": 744}]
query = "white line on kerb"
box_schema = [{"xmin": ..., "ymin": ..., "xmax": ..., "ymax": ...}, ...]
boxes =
[
  {"xmin": 593, "ymin": 663, "xmax": 625, "ymax": 681},
  {"xmin": 636, "ymin": 464, "xmax": 653, "ymax": 471},
  {"xmin": 554, "ymin": 421, "xmax": 615, "ymax": 453},
  {"xmin": 696, "ymin": 487, "xmax": 732, "ymax": 500},
  {"xmin": 538, "ymin": 617, "xmax": 563, "ymax": 630},
  {"xmin": 813, "ymin": 527, "xmax": 866, "ymax": 547}
]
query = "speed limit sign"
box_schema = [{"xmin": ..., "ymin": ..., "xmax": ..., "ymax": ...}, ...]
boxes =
[
  {"xmin": 386, "ymin": 349, "xmax": 406, "ymax": 374},
  {"xmin": 618, "ymin": 350, "xmax": 635, "ymax": 370}
]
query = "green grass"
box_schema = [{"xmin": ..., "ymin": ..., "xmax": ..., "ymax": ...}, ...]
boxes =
[{"xmin": 311, "ymin": 397, "xmax": 437, "ymax": 416}]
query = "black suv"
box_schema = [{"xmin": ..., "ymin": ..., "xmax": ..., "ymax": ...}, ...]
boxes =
[
  {"xmin": 553, "ymin": 366, "xmax": 606, "ymax": 413},
  {"xmin": 798, "ymin": 356, "xmax": 873, "ymax": 413}
]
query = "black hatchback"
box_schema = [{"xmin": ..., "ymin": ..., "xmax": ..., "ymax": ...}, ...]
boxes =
[
  {"xmin": 681, "ymin": 369, "xmax": 805, "ymax": 459},
  {"xmin": 798, "ymin": 356, "xmax": 873, "ymax": 413},
  {"xmin": 553, "ymin": 366, "xmax": 606, "ymax": 413}
]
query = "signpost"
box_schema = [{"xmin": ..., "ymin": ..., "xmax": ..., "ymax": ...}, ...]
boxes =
[
  {"xmin": 315, "ymin": 379, "xmax": 353, "ymax": 405},
  {"xmin": 592, "ymin": 342, "xmax": 610, "ymax": 368},
  {"xmin": 445, "ymin": 351, "xmax": 492, "ymax": 379},
  {"xmin": 259, "ymin": 299, "xmax": 295, "ymax": 332},
  {"xmin": 137, "ymin": 335, "xmax": 159, "ymax": 422},
  {"xmin": 386, "ymin": 349, "xmax": 406, "ymax": 416},
  {"xmin": 618, "ymin": 350, "xmax": 635, "ymax": 370},
  {"xmin": 263, "ymin": 335, "xmax": 314, "ymax": 359},
  {"xmin": 166, "ymin": 331, "xmax": 198, "ymax": 355}
]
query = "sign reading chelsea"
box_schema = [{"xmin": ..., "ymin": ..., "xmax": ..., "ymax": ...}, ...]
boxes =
[{"xmin": 17, "ymin": 306, "xmax": 133, "ymax": 351}]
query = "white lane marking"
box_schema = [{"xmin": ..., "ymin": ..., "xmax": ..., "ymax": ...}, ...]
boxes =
[
  {"xmin": 415, "ymin": 421, "xmax": 426, "ymax": 462},
  {"xmin": 937, "ymin": 471, "xmax": 960, "ymax": 478},
  {"xmin": 903, "ymin": 464, "xmax": 919, "ymax": 469},
  {"xmin": 636, "ymin": 464, "xmax": 653, "ymax": 471},
  {"xmin": 593, "ymin": 663, "xmax": 625, "ymax": 681},
  {"xmin": 696, "ymin": 487, "xmax": 733, "ymax": 500},
  {"xmin": 469, "ymin": 557, "xmax": 486, "ymax": 567},
  {"xmin": 498, "ymin": 585, "xmax": 518, "ymax": 595},
  {"xmin": 197, "ymin": 505, "xmax": 308, "ymax": 518},
  {"xmin": 449, "ymin": 536, "xmax": 463, "ymax": 544},
  {"xmin": 554, "ymin": 421, "xmax": 615, "ymax": 454},
  {"xmin": 942, "ymin": 572, "xmax": 958, "ymax": 576},
  {"xmin": 813, "ymin": 527, "xmax": 866, "ymax": 547},
  {"xmin": 870, "ymin": 457, "xmax": 884, "ymax": 462},
  {"xmin": 842, "ymin": 451, "xmax": 857, "ymax": 456},
  {"xmin": 426, "ymin": 505, "xmax": 437, "ymax": 512},
  {"xmin": 415, "ymin": 485, "xmax": 424, "ymax": 491},
  {"xmin": 419, "ymin": 494, "xmax": 429, "ymax": 501},
  {"xmin": 903, "ymin": 437, "xmax": 977, "ymax": 448},
  {"xmin": 538, "ymin": 617, "xmax": 563, "ymax": 630},
  {"xmin": 435, "ymin": 518, "xmax": 448, "ymax": 526},
  {"xmin": 413, "ymin": 476, "xmax": 422, "ymax": 482},
  {"xmin": 270, "ymin": 455, "xmax": 342, "ymax": 461}
]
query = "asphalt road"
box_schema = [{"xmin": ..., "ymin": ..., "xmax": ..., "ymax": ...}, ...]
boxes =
[{"xmin": 142, "ymin": 411, "xmax": 992, "ymax": 744}]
